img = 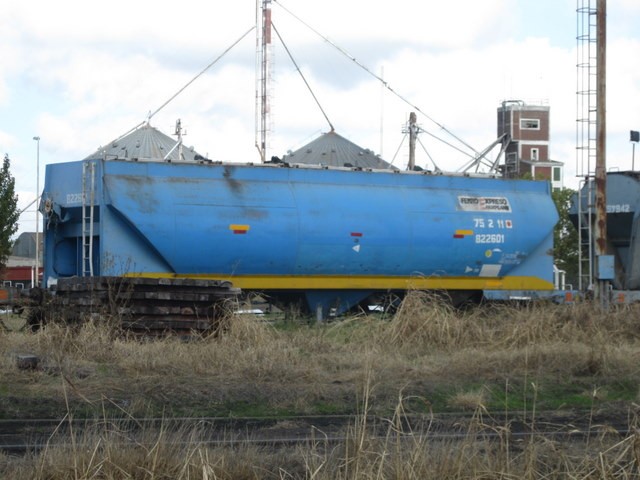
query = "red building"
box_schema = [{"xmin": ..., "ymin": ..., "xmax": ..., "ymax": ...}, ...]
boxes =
[{"xmin": 1, "ymin": 232, "xmax": 42, "ymax": 289}]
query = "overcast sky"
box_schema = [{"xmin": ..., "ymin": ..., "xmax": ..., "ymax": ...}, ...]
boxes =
[{"xmin": 2, "ymin": 0, "xmax": 640, "ymax": 235}]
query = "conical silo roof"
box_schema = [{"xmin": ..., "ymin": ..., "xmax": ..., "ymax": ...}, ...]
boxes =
[
  {"xmin": 84, "ymin": 123, "xmax": 206, "ymax": 162},
  {"xmin": 282, "ymin": 131, "xmax": 395, "ymax": 170}
]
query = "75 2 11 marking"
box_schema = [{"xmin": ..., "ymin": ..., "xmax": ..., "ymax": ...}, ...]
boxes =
[{"xmin": 473, "ymin": 217, "xmax": 511, "ymax": 229}]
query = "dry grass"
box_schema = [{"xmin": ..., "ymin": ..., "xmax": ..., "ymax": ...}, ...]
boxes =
[
  {"xmin": 2, "ymin": 294, "xmax": 640, "ymax": 415},
  {"xmin": 3, "ymin": 401, "xmax": 640, "ymax": 479},
  {"xmin": 2, "ymin": 418, "xmax": 302, "ymax": 479},
  {"xmin": 448, "ymin": 387, "xmax": 489, "ymax": 411},
  {"xmin": 3, "ymin": 293, "xmax": 640, "ymax": 476},
  {"xmin": 387, "ymin": 291, "xmax": 640, "ymax": 351}
]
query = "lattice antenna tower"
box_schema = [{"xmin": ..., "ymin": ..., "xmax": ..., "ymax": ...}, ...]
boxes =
[
  {"xmin": 576, "ymin": 0, "xmax": 598, "ymax": 179},
  {"xmin": 255, "ymin": 0, "xmax": 273, "ymax": 162},
  {"xmin": 576, "ymin": 0, "xmax": 607, "ymax": 296}
]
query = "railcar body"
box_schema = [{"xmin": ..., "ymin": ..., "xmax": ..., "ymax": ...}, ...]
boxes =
[
  {"xmin": 40, "ymin": 158, "xmax": 558, "ymax": 316},
  {"xmin": 570, "ymin": 171, "xmax": 640, "ymax": 302}
]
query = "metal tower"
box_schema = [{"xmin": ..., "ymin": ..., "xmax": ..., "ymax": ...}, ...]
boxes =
[
  {"xmin": 255, "ymin": 0, "xmax": 273, "ymax": 163},
  {"xmin": 576, "ymin": 0, "xmax": 607, "ymax": 296}
]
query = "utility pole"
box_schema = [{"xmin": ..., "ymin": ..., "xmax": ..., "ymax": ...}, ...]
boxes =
[
  {"xmin": 33, "ymin": 136, "xmax": 40, "ymax": 288},
  {"xmin": 408, "ymin": 112, "xmax": 417, "ymax": 171},
  {"xmin": 594, "ymin": 0, "xmax": 609, "ymax": 306}
]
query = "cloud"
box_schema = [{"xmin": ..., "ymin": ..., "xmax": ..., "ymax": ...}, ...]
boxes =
[
  {"xmin": 0, "ymin": 131, "xmax": 16, "ymax": 152},
  {"xmin": 273, "ymin": 0, "xmax": 512, "ymax": 49}
]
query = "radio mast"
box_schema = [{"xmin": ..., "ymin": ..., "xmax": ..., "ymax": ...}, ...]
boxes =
[{"xmin": 256, "ymin": 0, "xmax": 272, "ymax": 163}]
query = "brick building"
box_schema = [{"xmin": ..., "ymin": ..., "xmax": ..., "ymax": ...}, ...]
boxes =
[{"xmin": 498, "ymin": 100, "xmax": 563, "ymax": 190}]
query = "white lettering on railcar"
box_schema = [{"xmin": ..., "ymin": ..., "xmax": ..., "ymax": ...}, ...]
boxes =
[
  {"xmin": 473, "ymin": 218, "xmax": 513, "ymax": 229},
  {"xmin": 475, "ymin": 234, "xmax": 505, "ymax": 244},
  {"xmin": 66, "ymin": 193, "xmax": 84, "ymax": 204},
  {"xmin": 458, "ymin": 196, "xmax": 511, "ymax": 213},
  {"xmin": 606, "ymin": 204, "xmax": 630, "ymax": 213}
]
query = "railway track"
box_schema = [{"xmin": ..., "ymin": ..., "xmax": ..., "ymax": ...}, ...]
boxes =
[{"xmin": 1, "ymin": 411, "xmax": 634, "ymax": 456}]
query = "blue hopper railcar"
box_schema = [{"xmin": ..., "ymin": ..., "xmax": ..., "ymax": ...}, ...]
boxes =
[{"xmin": 39, "ymin": 156, "xmax": 559, "ymax": 328}]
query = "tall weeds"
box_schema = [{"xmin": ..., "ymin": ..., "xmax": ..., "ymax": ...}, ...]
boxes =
[
  {"xmin": 4, "ymin": 399, "xmax": 640, "ymax": 479},
  {"xmin": 385, "ymin": 291, "xmax": 639, "ymax": 351},
  {"xmin": 3, "ymin": 295, "xmax": 640, "ymax": 477}
]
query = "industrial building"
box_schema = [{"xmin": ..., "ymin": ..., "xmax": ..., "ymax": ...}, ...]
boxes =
[
  {"xmin": 3, "ymin": 232, "xmax": 42, "ymax": 289},
  {"xmin": 498, "ymin": 100, "xmax": 564, "ymax": 190}
]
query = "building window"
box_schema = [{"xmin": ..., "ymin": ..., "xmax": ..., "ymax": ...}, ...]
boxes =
[
  {"xmin": 553, "ymin": 166, "xmax": 561, "ymax": 182},
  {"xmin": 520, "ymin": 118, "xmax": 540, "ymax": 130},
  {"xmin": 531, "ymin": 148, "xmax": 539, "ymax": 161}
]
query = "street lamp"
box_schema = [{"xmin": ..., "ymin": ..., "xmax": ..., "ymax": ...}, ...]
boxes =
[
  {"xmin": 33, "ymin": 136, "xmax": 40, "ymax": 287},
  {"xmin": 632, "ymin": 130, "xmax": 639, "ymax": 171}
]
